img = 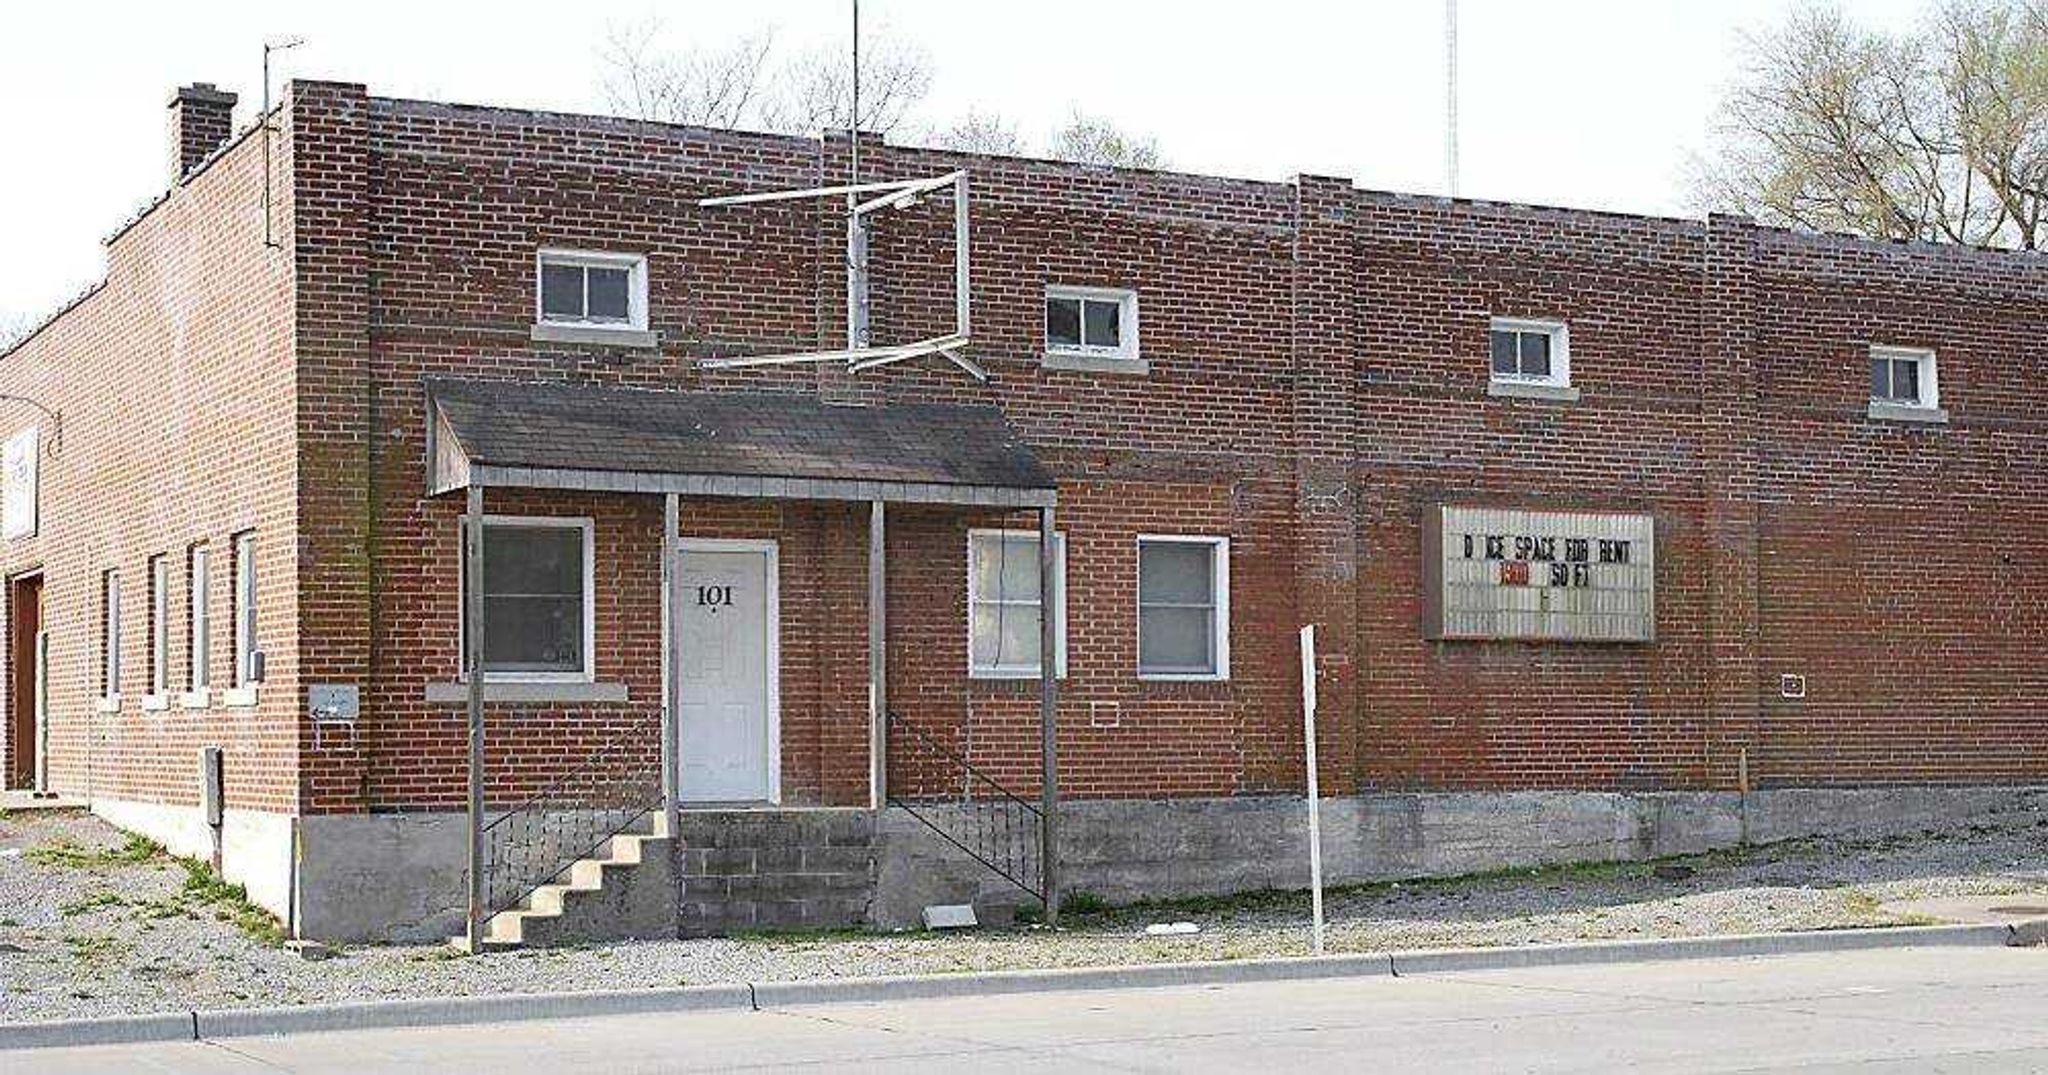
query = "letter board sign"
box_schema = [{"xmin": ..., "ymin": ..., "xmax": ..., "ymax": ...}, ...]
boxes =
[{"xmin": 1423, "ymin": 506, "xmax": 1655, "ymax": 642}]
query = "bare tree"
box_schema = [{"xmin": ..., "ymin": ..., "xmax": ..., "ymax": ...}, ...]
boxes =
[
  {"xmin": 598, "ymin": 20, "xmax": 774, "ymax": 129},
  {"xmin": 925, "ymin": 110, "xmax": 1027, "ymax": 156},
  {"xmin": 0, "ymin": 310, "xmax": 36, "ymax": 352},
  {"xmin": 762, "ymin": 33, "xmax": 932, "ymax": 136},
  {"xmin": 1690, "ymin": 0, "xmax": 2047, "ymax": 250},
  {"xmin": 1046, "ymin": 111, "xmax": 1164, "ymax": 169},
  {"xmin": 598, "ymin": 19, "xmax": 930, "ymax": 137}
]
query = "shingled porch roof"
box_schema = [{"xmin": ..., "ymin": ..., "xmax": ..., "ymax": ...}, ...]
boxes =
[{"xmin": 424, "ymin": 378, "xmax": 1057, "ymax": 508}]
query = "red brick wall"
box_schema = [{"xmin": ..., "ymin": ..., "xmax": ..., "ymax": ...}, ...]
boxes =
[
  {"xmin": 15, "ymin": 82, "xmax": 2044, "ymax": 817},
  {"xmin": 0, "ymin": 114, "xmax": 302, "ymax": 813}
]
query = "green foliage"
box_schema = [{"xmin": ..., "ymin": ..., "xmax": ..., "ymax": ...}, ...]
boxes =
[
  {"xmin": 175, "ymin": 857, "xmax": 286, "ymax": 946},
  {"xmin": 59, "ymin": 890, "xmax": 126, "ymax": 917},
  {"xmin": 27, "ymin": 833, "xmax": 163, "ymax": 868}
]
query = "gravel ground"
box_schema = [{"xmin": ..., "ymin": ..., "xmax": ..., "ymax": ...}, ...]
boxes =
[{"xmin": 2, "ymin": 806, "xmax": 2043, "ymax": 1025}]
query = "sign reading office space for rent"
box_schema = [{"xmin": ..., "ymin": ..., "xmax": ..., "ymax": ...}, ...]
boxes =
[
  {"xmin": 1423, "ymin": 505, "xmax": 1654, "ymax": 642},
  {"xmin": 2, "ymin": 427, "xmax": 36, "ymax": 541}
]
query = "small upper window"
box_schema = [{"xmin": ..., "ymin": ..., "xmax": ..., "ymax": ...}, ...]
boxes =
[
  {"xmin": 1870, "ymin": 346, "xmax": 1938, "ymax": 409},
  {"xmin": 1045, "ymin": 286, "xmax": 1139, "ymax": 363},
  {"xmin": 1489, "ymin": 319, "xmax": 1570, "ymax": 387},
  {"xmin": 537, "ymin": 249, "xmax": 647, "ymax": 330}
]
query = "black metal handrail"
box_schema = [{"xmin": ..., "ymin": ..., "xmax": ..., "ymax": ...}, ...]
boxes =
[
  {"xmin": 479, "ymin": 718, "xmax": 664, "ymax": 919},
  {"xmin": 885, "ymin": 710, "xmax": 1044, "ymax": 901}
]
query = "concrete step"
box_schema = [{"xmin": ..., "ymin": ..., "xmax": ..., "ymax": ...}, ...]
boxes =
[{"xmin": 457, "ymin": 813, "xmax": 679, "ymax": 951}]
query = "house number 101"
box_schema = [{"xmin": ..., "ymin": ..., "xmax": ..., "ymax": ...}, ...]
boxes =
[{"xmin": 696, "ymin": 584, "xmax": 735, "ymax": 613}]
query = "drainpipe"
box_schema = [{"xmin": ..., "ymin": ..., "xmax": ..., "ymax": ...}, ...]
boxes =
[{"xmin": 661, "ymin": 493, "xmax": 680, "ymax": 843}]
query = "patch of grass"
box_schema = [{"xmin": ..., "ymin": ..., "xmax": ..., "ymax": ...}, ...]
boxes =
[
  {"xmin": 172, "ymin": 857, "xmax": 286, "ymax": 946},
  {"xmin": 65, "ymin": 933, "xmax": 122, "ymax": 964},
  {"xmin": 27, "ymin": 833, "xmax": 163, "ymax": 869},
  {"xmin": 59, "ymin": 890, "xmax": 127, "ymax": 917}
]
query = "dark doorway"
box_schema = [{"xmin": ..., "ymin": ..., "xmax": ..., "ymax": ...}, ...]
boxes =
[{"xmin": 8, "ymin": 573, "xmax": 44, "ymax": 790}]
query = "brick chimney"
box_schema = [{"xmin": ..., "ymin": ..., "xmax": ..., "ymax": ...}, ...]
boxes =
[{"xmin": 167, "ymin": 82, "xmax": 238, "ymax": 181}]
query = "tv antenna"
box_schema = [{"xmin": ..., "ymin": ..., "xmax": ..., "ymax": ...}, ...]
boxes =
[
  {"xmin": 262, "ymin": 35, "xmax": 306, "ymax": 249},
  {"xmin": 695, "ymin": 0, "xmax": 982, "ymax": 381}
]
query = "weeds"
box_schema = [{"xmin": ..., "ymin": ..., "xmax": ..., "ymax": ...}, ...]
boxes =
[
  {"xmin": 27, "ymin": 833, "xmax": 163, "ymax": 869},
  {"xmin": 59, "ymin": 890, "xmax": 127, "ymax": 917},
  {"xmin": 174, "ymin": 857, "xmax": 286, "ymax": 946}
]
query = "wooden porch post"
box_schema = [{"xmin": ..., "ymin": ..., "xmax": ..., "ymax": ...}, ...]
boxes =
[
  {"xmin": 868, "ymin": 500, "xmax": 887, "ymax": 808},
  {"xmin": 1038, "ymin": 503, "xmax": 1061, "ymax": 925},
  {"xmin": 661, "ymin": 493, "xmax": 681, "ymax": 841},
  {"xmin": 463, "ymin": 482, "xmax": 486, "ymax": 952}
]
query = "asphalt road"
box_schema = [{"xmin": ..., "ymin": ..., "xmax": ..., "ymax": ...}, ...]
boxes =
[{"xmin": 18, "ymin": 945, "xmax": 2048, "ymax": 1073}]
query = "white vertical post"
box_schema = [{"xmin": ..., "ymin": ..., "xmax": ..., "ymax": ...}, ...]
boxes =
[{"xmin": 1300, "ymin": 623, "xmax": 1324, "ymax": 956}]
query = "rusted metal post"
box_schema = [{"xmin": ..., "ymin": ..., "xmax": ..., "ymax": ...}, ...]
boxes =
[
  {"xmin": 661, "ymin": 493, "xmax": 681, "ymax": 843},
  {"xmin": 1038, "ymin": 504, "xmax": 1060, "ymax": 925},
  {"xmin": 868, "ymin": 500, "xmax": 887, "ymax": 808},
  {"xmin": 464, "ymin": 483, "xmax": 486, "ymax": 952}
]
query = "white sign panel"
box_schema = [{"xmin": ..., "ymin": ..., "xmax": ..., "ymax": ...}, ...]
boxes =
[
  {"xmin": 2, "ymin": 428, "xmax": 37, "ymax": 541},
  {"xmin": 1424, "ymin": 506, "xmax": 1655, "ymax": 642}
]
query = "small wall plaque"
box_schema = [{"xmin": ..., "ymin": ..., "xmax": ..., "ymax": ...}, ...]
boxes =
[{"xmin": 308, "ymin": 683, "xmax": 361, "ymax": 723}]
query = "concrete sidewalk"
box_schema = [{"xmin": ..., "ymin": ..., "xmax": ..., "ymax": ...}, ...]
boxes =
[{"xmin": 19, "ymin": 943, "xmax": 2048, "ymax": 1073}]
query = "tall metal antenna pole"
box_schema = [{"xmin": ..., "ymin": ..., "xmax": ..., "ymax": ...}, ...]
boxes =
[
  {"xmin": 845, "ymin": 0, "xmax": 869, "ymax": 350},
  {"xmin": 1444, "ymin": 0, "xmax": 1460, "ymax": 198},
  {"xmin": 262, "ymin": 36, "xmax": 306, "ymax": 249}
]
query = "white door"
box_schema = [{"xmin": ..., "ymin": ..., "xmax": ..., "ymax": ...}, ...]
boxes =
[{"xmin": 676, "ymin": 544, "xmax": 777, "ymax": 803}]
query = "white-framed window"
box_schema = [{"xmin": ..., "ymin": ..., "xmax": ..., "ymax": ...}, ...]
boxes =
[
  {"xmin": 1870, "ymin": 345, "xmax": 1939, "ymax": 409},
  {"xmin": 967, "ymin": 529, "xmax": 1067, "ymax": 679},
  {"xmin": 100, "ymin": 569, "xmax": 121, "ymax": 702},
  {"xmin": 233, "ymin": 531, "xmax": 260, "ymax": 688},
  {"xmin": 188, "ymin": 544, "xmax": 210, "ymax": 692},
  {"xmin": 1489, "ymin": 318, "xmax": 1570, "ymax": 387},
  {"xmin": 1137, "ymin": 536, "xmax": 1231, "ymax": 680},
  {"xmin": 459, "ymin": 515, "xmax": 597, "ymax": 682},
  {"xmin": 536, "ymin": 248, "xmax": 648, "ymax": 330},
  {"xmin": 1045, "ymin": 285, "xmax": 1140, "ymax": 363},
  {"xmin": 147, "ymin": 555, "xmax": 170, "ymax": 698}
]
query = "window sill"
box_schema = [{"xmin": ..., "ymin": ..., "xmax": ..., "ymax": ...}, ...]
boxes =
[
  {"xmin": 1867, "ymin": 401, "xmax": 1948, "ymax": 425},
  {"xmin": 141, "ymin": 693, "xmax": 172, "ymax": 712},
  {"xmin": 424, "ymin": 681, "xmax": 630, "ymax": 705},
  {"xmin": 1042, "ymin": 352, "xmax": 1148, "ymax": 375},
  {"xmin": 1487, "ymin": 380, "xmax": 1580, "ymax": 402},
  {"xmin": 95, "ymin": 695, "xmax": 121, "ymax": 714},
  {"xmin": 221, "ymin": 686, "xmax": 261, "ymax": 709},
  {"xmin": 969, "ymin": 670, "xmax": 1069, "ymax": 683},
  {"xmin": 530, "ymin": 323, "xmax": 659, "ymax": 349},
  {"xmin": 179, "ymin": 689, "xmax": 212, "ymax": 710},
  {"xmin": 1138, "ymin": 673, "xmax": 1230, "ymax": 684}
]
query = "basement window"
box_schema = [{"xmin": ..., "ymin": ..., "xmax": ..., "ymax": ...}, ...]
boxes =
[
  {"xmin": 536, "ymin": 249, "xmax": 648, "ymax": 331},
  {"xmin": 460, "ymin": 516, "xmax": 596, "ymax": 682},
  {"xmin": 1045, "ymin": 286, "xmax": 1141, "ymax": 370},
  {"xmin": 1137, "ymin": 536, "xmax": 1230, "ymax": 681},
  {"xmin": 967, "ymin": 529, "xmax": 1067, "ymax": 679}
]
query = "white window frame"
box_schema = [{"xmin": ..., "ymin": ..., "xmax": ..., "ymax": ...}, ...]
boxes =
[
  {"xmin": 232, "ymin": 531, "xmax": 259, "ymax": 690},
  {"xmin": 1136, "ymin": 535, "xmax": 1232, "ymax": 682},
  {"xmin": 967, "ymin": 528, "xmax": 1068, "ymax": 680},
  {"xmin": 1869, "ymin": 345, "xmax": 1939, "ymax": 410},
  {"xmin": 1488, "ymin": 317, "xmax": 1571, "ymax": 388},
  {"xmin": 1044, "ymin": 285, "xmax": 1140, "ymax": 364},
  {"xmin": 459, "ymin": 514, "xmax": 598, "ymax": 684},
  {"xmin": 147, "ymin": 554, "xmax": 170, "ymax": 700},
  {"xmin": 535, "ymin": 248, "xmax": 649, "ymax": 332},
  {"xmin": 99, "ymin": 569, "xmax": 121, "ymax": 706}
]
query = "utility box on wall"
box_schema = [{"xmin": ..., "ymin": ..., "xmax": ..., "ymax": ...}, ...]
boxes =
[{"xmin": 1423, "ymin": 505, "xmax": 1656, "ymax": 642}]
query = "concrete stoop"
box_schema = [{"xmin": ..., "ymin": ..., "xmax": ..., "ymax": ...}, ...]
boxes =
[{"xmin": 467, "ymin": 813, "xmax": 680, "ymax": 950}]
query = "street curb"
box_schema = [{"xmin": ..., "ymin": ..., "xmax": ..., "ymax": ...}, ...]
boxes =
[{"xmin": 1, "ymin": 920, "xmax": 2036, "ymax": 1050}]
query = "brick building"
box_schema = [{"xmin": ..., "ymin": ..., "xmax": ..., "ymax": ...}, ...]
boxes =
[{"xmin": 0, "ymin": 80, "xmax": 2041, "ymax": 943}]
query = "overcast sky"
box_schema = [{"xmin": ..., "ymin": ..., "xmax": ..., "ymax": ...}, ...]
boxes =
[{"xmin": 0, "ymin": 0, "xmax": 1927, "ymax": 330}]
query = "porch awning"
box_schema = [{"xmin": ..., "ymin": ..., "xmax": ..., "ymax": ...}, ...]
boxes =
[{"xmin": 425, "ymin": 378, "xmax": 1057, "ymax": 508}]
